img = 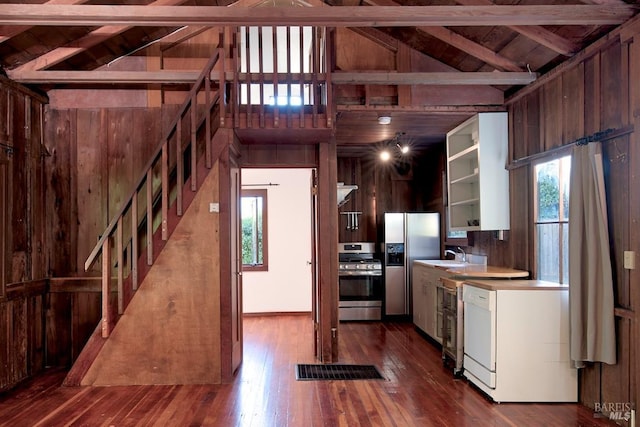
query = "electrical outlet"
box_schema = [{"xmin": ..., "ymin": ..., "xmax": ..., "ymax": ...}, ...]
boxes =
[
  {"xmin": 209, "ymin": 202, "xmax": 220, "ymax": 213},
  {"xmin": 624, "ymin": 251, "xmax": 635, "ymax": 270}
]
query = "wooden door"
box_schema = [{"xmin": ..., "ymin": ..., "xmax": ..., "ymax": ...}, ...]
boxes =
[
  {"xmin": 311, "ymin": 169, "xmax": 321, "ymax": 360},
  {"xmin": 230, "ymin": 160, "xmax": 243, "ymax": 372}
]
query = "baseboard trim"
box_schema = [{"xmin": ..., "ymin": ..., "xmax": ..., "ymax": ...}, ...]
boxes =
[{"xmin": 243, "ymin": 311, "xmax": 312, "ymax": 318}]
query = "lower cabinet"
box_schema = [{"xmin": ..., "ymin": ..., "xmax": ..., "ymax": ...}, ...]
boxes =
[{"xmin": 412, "ymin": 263, "xmax": 451, "ymax": 343}]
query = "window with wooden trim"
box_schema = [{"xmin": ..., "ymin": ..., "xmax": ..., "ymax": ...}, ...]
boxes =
[
  {"xmin": 241, "ymin": 189, "xmax": 268, "ymax": 272},
  {"xmin": 534, "ymin": 155, "xmax": 571, "ymax": 284}
]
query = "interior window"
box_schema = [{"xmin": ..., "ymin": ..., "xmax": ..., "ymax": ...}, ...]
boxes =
[
  {"xmin": 241, "ymin": 189, "xmax": 268, "ymax": 271},
  {"xmin": 534, "ymin": 155, "xmax": 571, "ymax": 283}
]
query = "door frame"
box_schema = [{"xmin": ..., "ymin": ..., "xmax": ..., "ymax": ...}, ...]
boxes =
[{"xmin": 236, "ymin": 141, "xmax": 339, "ymax": 365}]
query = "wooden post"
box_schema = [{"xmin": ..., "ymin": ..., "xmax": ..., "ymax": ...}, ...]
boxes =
[
  {"xmin": 116, "ymin": 216, "xmax": 123, "ymax": 315},
  {"xmin": 146, "ymin": 170, "xmax": 153, "ymax": 265},
  {"xmin": 176, "ymin": 117, "xmax": 183, "ymax": 216},
  {"xmin": 191, "ymin": 93, "xmax": 197, "ymax": 191},
  {"xmin": 161, "ymin": 143, "xmax": 168, "ymax": 241},
  {"xmin": 131, "ymin": 193, "xmax": 138, "ymax": 290},
  {"xmin": 101, "ymin": 237, "xmax": 112, "ymax": 338}
]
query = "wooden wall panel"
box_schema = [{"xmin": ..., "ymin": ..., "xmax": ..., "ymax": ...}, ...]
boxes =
[
  {"xmin": 605, "ymin": 137, "xmax": 631, "ymax": 309},
  {"xmin": 629, "ymin": 24, "xmax": 640, "ymax": 417},
  {"xmin": 541, "ymin": 77, "xmax": 564, "ymax": 151},
  {"xmin": 0, "ymin": 79, "xmax": 48, "ymax": 392},
  {"xmin": 240, "ymin": 143, "xmax": 318, "ymax": 167},
  {"xmin": 46, "ymin": 292, "xmax": 72, "ymax": 368},
  {"xmin": 46, "ymin": 109, "xmax": 74, "ymax": 276},
  {"xmin": 337, "ymin": 156, "xmax": 377, "ymax": 243},
  {"xmin": 107, "ymin": 110, "xmax": 135, "ymax": 221},
  {"xmin": 71, "ymin": 292, "xmax": 101, "ymax": 362},
  {"xmin": 601, "ymin": 43, "xmax": 624, "ymax": 131},
  {"xmin": 11, "ymin": 94, "xmax": 27, "ymax": 283},
  {"xmin": 584, "ymin": 54, "xmax": 602, "ymax": 136},
  {"xmin": 76, "ymin": 109, "xmax": 107, "ymax": 274},
  {"xmin": 47, "ymin": 106, "xmax": 165, "ymax": 277},
  {"xmin": 562, "ymin": 63, "xmax": 585, "ymax": 144},
  {"xmin": 1, "ymin": 286, "xmax": 47, "ymax": 392},
  {"xmin": 601, "ymin": 317, "xmax": 632, "ymax": 414},
  {"xmin": 504, "ymin": 31, "xmax": 639, "ymax": 414}
]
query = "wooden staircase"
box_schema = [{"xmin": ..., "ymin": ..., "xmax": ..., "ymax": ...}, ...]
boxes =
[
  {"xmin": 63, "ymin": 42, "xmax": 228, "ymax": 387},
  {"xmin": 62, "ymin": 25, "xmax": 335, "ymax": 385}
]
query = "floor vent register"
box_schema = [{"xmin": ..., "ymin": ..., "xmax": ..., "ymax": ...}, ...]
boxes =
[{"xmin": 295, "ymin": 364, "xmax": 384, "ymax": 381}]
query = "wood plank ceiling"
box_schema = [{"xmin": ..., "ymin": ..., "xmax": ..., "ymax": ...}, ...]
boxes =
[{"xmin": 0, "ymin": 0, "xmax": 637, "ymax": 152}]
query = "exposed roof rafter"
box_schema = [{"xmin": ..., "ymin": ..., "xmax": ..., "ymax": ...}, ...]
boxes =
[{"xmin": 364, "ymin": 0, "xmax": 524, "ymax": 71}]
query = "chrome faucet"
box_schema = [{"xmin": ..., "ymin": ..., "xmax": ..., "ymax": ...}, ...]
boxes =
[
  {"xmin": 456, "ymin": 246, "xmax": 467, "ymax": 263},
  {"xmin": 444, "ymin": 249, "xmax": 457, "ymax": 259}
]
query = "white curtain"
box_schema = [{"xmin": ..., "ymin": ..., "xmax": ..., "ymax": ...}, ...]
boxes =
[{"xmin": 568, "ymin": 142, "xmax": 616, "ymax": 366}]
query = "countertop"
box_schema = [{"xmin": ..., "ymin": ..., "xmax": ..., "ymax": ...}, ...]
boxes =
[
  {"xmin": 462, "ymin": 279, "xmax": 568, "ymax": 291},
  {"xmin": 414, "ymin": 260, "xmax": 529, "ymax": 279}
]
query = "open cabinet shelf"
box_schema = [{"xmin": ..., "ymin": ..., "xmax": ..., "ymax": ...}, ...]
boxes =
[{"xmin": 446, "ymin": 112, "xmax": 510, "ymax": 232}]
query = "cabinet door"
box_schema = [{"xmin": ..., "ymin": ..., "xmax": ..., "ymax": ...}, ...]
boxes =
[
  {"xmin": 412, "ymin": 267, "xmax": 424, "ymax": 329},
  {"xmin": 424, "ymin": 277, "xmax": 436, "ymax": 339}
]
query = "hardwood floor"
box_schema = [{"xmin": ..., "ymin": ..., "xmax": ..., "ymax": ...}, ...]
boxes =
[{"xmin": 0, "ymin": 315, "xmax": 618, "ymax": 426}]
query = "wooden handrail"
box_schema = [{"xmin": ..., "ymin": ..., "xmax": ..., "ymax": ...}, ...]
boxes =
[
  {"xmin": 84, "ymin": 48, "xmax": 223, "ymax": 272},
  {"xmin": 85, "ymin": 40, "xmax": 225, "ymax": 338}
]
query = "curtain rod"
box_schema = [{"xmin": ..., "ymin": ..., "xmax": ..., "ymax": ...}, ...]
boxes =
[
  {"xmin": 241, "ymin": 183, "xmax": 280, "ymax": 187},
  {"xmin": 0, "ymin": 142, "xmax": 14, "ymax": 155},
  {"xmin": 507, "ymin": 124, "xmax": 634, "ymax": 170}
]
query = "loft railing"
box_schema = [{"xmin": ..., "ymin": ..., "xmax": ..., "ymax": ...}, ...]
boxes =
[
  {"xmin": 232, "ymin": 25, "xmax": 331, "ymax": 129},
  {"xmin": 84, "ymin": 40, "xmax": 226, "ymax": 339}
]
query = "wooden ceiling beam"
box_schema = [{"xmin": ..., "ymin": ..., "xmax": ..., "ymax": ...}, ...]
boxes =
[
  {"xmin": 332, "ymin": 71, "xmax": 536, "ymax": 85},
  {"xmin": 0, "ymin": 5, "xmax": 634, "ymax": 27},
  {"xmin": 415, "ymin": 26, "xmax": 523, "ymax": 72},
  {"xmin": 0, "ymin": 0, "xmax": 89, "ymax": 44},
  {"xmin": 363, "ymin": 0, "xmax": 523, "ymax": 71},
  {"xmin": 7, "ymin": 69, "xmax": 536, "ymax": 85},
  {"xmin": 454, "ymin": 0, "xmax": 580, "ymax": 56},
  {"xmin": 12, "ymin": 0, "xmax": 192, "ymax": 72}
]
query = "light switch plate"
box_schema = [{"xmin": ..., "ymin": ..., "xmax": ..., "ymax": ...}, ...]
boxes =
[
  {"xmin": 624, "ymin": 251, "xmax": 635, "ymax": 270},
  {"xmin": 209, "ymin": 202, "xmax": 220, "ymax": 213}
]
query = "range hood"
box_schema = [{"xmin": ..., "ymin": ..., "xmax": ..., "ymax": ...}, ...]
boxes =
[{"xmin": 337, "ymin": 182, "xmax": 357, "ymax": 207}]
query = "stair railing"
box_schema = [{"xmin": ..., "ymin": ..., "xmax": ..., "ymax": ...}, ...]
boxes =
[{"xmin": 84, "ymin": 39, "xmax": 226, "ymax": 339}]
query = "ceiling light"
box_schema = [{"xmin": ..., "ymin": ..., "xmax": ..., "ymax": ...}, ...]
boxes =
[
  {"xmin": 378, "ymin": 116, "xmax": 391, "ymax": 125},
  {"xmin": 379, "ymin": 149, "xmax": 391, "ymax": 161},
  {"xmin": 397, "ymin": 143, "xmax": 410, "ymax": 154}
]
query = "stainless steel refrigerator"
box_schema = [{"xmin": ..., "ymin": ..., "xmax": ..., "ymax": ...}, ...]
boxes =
[{"xmin": 383, "ymin": 212, "xmax": 440, "ymax": 316}]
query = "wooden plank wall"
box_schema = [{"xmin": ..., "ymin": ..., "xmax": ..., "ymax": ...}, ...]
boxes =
[
  {"xmin": 43, "ymin": 105, "xmax": 169, "ymax": 372},
  {"xmin": 0, "ymin": 77, "xmax": 48, "ymax": 392},
  {"xmin": 337, "ymin": 146, "xmax": 445, "ymax": 245},
  {"xmin": 503, "ymin": 27, "xmax": 639, "ymax": 414}
]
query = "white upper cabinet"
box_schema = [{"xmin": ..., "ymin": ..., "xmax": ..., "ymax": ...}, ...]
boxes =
[{"xmin": 446, "ymin": 112, "xmax": 510, "ymax": 231}]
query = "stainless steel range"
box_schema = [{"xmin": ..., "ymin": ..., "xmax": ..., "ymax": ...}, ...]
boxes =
[{"xmin": 338, "ymin": 242, "xmax": 383, "ymax": 321}]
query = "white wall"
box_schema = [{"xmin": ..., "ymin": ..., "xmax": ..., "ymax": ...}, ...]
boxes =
[{"xmin": 241, "ymin": 168, "xmax": 313, "ymax": 313}]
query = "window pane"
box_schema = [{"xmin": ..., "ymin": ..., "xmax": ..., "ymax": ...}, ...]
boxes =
[
  {"xmin": 562, "ymin": 222, "xmax": 569, "ymax": 284},
  {"xmin": 537, "ymin": 223, "xmax": 560, "ymax": 283},
  {"xmin": 561, "ymin": 156, "xmax": 571, "ymax": 221},
  {"xmin": 535, "ymin": 159, "xmax": 560, "ymax": 222},
  {"xmin": 242, "ymin": 195, "xmax": 264, "ymax": 266}
]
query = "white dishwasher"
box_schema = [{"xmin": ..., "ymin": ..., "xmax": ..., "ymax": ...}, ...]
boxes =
[
  {"xmin": 462, "ymin": 281, "xmax": 577, "ymax": 403},
  {"xmin": 462, "ymin": 285, "xmax": 496, "ymax": 388}
]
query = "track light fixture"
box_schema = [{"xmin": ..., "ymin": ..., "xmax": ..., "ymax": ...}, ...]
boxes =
[{"xmin": 379, "ymin": 132, "xmax": 410, "ymax": 161}]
